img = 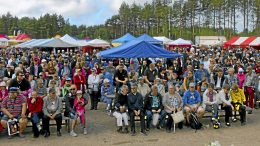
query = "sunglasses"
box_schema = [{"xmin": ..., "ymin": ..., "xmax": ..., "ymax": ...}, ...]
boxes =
[{"xmin": 70, "ymin": 88, "xmax": 76, "ymax": 91}]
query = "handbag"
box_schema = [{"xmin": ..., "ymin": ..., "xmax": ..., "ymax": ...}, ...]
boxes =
[{"xmin": 171, "ymin": 111, "xmax": 184, "ymax": 124}]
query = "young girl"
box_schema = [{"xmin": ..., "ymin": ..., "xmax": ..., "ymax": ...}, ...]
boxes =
[{"xmin": 74, "ymin": 90, "xmax": 87, "ymax": 134}]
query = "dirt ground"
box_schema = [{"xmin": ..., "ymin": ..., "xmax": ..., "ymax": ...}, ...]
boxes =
[{"xmin": 1, "ymin": 103, "xmax": 260, "ymax": 146}]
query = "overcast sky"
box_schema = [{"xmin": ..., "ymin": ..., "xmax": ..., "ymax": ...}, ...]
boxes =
[{"xmin": 0, "ymin": 0, "xmax": 243, "ymax": 31}]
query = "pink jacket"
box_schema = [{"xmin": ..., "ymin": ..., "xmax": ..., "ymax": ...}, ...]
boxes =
[
  {"xmin": 0, "ymin": 89, "xmax": 8, "ymax": 100},
  {"xmin": 237, "ymin": 73, "xmax": 245, "ymax": 89},
  {"xmin": 73, "ymin": 97, "xmax": 85, "ymax": 116}
]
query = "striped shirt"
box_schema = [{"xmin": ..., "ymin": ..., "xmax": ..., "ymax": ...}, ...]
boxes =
[{"xmin": 1, "ymin": 95, "xmax": 26, "ymax": 117}]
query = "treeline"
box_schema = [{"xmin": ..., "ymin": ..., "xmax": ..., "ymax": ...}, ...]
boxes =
[{"xmin": 0, "ymin": 0, "xmax": 259, "ymax": 41}]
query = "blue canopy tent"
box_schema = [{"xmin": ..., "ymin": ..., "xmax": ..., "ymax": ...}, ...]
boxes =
[
  {"xmin": 135, "ymin": 34, "xmax": 163, "ymax": 45},
  {"xmin": 112, "ymin": 33, "xmax": 136, "ymax": 43},
  {"xmin": 98, "ymin": 40, "xmax": 182, "ymax": 58}
]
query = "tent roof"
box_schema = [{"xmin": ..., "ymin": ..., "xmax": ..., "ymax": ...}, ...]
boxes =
[
  {"xmin": 0, "ymin": 38, "xmax": 9, "ymax": 41},
  {"xmin": 86, "ymin": 39, "xmax": 110, "ymax": 47},
  {"xmin": 34, "ymin": 38, "xmax": 78, "ymax": 48},
  {"xmin": 135, "ymin": 34, "xmax": 163, "ymax": 44},
  {"xmin": 15, "ymin": 39, "xmax": 36, "ymax": 48},
  {"xmin": 239, "ymin": 36, "xmax": 257, "ymax": 47},
  {"xmin": 98, "ymin": 40, "xmax": 182, "ymax": 58},
  {"xmin": 0, "ymin": 34, "xmax": 9, "ymax": 39},
  {"xmin": 231, "ymin": 37, "xmax": 249, "ymax": 46},
  {"xmin": 224, "ymin": 36, "xmax": 240, "ymax": 48},
  {"xmin": 153, "ymin": 36, "xmax": 173, "ymax": 44},
  {"xmin": 249, "ymin": 37, "xmax": 260, "ymax": 46},
  {"xmin": 169, "ymin": 38, "xmax": 192, "ymax": 45},
  {"xmin": 16, "ymin": 33, "xmax": 31, "ymax": 40},
  {"xmin": 112, "ymin": 33, "xmax": 136, "ymax": 43},
  {"xmin": 60, "ymin": 34, "xmax": 89, "ymax": 46}
]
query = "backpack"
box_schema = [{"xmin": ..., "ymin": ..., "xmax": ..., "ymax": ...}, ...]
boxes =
[{"xmin": 189, "ymin": 113, "xmax": 202, "ymax": 130}]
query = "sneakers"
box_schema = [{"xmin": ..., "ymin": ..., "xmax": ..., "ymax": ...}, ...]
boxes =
[
  {"xmin": 70, "ymin": 130, "xmax": 78, "ymax": 137},
  {"xmin": 140, "ymin": 131, "xmax": 148, "ymax": 136},
  {"xmin": 232, "ymin": 117, "xmax": 237, "ymax": 122},
  {"xmin": 19, "ymin": 133, "xmax": 25, "ymax": 138},
  {"xmin": 57, "ymin": 131, "xmax": 62, "ymax": 137},
  {"xmin": 83, "ymin": 128, "xmax": 88, "ymax": 135},
  {"xmin": 117, "ymin": 127, "xmax": 123, "ymax": 133},
  {"xmin": 131, "ymin": 131, "xmax": 136, "ymax": 136},
  {"xmin": 226, "ymin": 122, "xmax": 231, "ymax": 127}
]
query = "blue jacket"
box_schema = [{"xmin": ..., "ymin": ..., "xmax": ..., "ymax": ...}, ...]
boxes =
[
  {"xmin": 194, "ymin": 69, "xmax": 210, "ymax": 82},
  {"xmin": 183, "ymin": 90, "xmax": 201, "ymax": 106}
]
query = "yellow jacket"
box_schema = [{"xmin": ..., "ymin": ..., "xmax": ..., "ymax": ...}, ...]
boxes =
[{"xmin": 231, "ymin": 89, "xmax": 246, "ymax": 104}]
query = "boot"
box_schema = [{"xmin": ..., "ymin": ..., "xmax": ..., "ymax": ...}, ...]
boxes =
[
  {"xmin": 117, "ymin": 126, "xmax": 123, "ymax": 133},
  {"xmin": 124, "ymin": 126, "xmax": 129, "ymax": 133}
]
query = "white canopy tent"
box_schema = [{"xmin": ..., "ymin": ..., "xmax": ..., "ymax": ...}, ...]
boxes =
[
  {"xmin": 85, "ymin": 39, "xmax": 110, "ymax": 47},
  {"xmin": 0, "ymin": 38, "xmax": 9, "ymax": 47},
  {"xmin": 153, "ymin": 36, "xmax": 173, "ymax": 45},
  {"xmin": 169, "ymin": 38, "xmax": 192, "ymax": 46},
  {"xmin": 60, "ymin": 34, "xmax": 89, "ymax": 46}
]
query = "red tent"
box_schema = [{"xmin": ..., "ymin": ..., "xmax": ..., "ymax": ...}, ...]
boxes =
[
  {"xmin": 224, "ymin": 36, "xmax": 239, "ymax": 48},
  {"xmin": 0, "ymin": 34, "xmax": 9, "ymax": 39},
  {"xmin": 239, "ymin": 36, "xmax": 257, "ymax": 48},
  {"xmin": 16, "ymin": 33, "xmax": 31, "ymax": 40}
]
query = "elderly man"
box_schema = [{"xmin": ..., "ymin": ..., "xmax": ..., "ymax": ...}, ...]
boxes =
[
  {"xmin": 137, "ymin": 77, "xmax": 151, "ymax": 99},
  {"xmin": 224, "ymin": 68, "xmax": 238, "ymax": 87},
  {"xmin": 36, "ymin": 78, "xmax": 48, "ymax": 97},
  {"xmin": 42, "ymin": 88, "xmax": 63, "ymax": 137},
  {"xmin": 183, "ymin": 83, "xmax": 205, "ymax": 124},
  {"xmin": 0, "ymin": 87, "xmax": 27, "ymax": 138},
  {"xmin": 28, "ymin": 91, "xmax": 43, "ymax": 138},
  {"xmin": 128, "ymin": 83, "xmax": 147, "ymax": 136},
  {"xmin": 65, "ymin": 84, "xmax": 88, "ymax": 136}
]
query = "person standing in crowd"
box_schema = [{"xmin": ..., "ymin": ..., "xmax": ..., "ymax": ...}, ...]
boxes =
[
  {"xmin": 0, "ymin": 81, "xmax": 8, "ymax": 100},
  {"xmin": 163, "ymin": 85, "xmax": 183, "ymax": 133},
  {"xmin": 73, "ymin": 69, "xmax": 86, "ymax": 93},
  {"xmin": 183, "ymin": 83, "xmax": 205, "ymax": 124},
  {"xmin": 144, "ymin": 85, "xmax": 164, "ymax": 131},
  {"xmin": 27, "ymin": 91, "xmax": 43, "ymax": 138},
  {"xmin": 244, "ymin": 66, "xmax": 257, "ymax": 109},
  {"xmin": 224, "ymin": 68, "xmax": 238, "ymax": 87},
  {"xmin": 183, "ymin": 71, "xmax": 195, "ymax": 91},
  {"xmin": 137, "ymin": 77, "xmax": 151, "ymax": 99},
  {"xmin": 217, "ymin": 84, "xmax": 233, "ymax": 126},
  {"xmin": 8, "ymin": 70, "xmax": 31, "ymax": 97},
  {"xmin": 42, "ymin": 88, "xmax": 63, "ymax": 137},
  {"xmin": 0, "ymin": 59, "xmax": 5, "ymax": 78},
  {"xmin": 139, "ymin": 60, "xmax": 148, "ymax": 76},
  {"xmin": 237, "ymin": 68, "xmax": 245, "ymax": 89},
  {"xmin": 0, "ymin": 87, "xmax": 28, "ymax": 138},
  {"xmin": 194, "ymin": 62, "xmax": 210, "ymax": 85},
  {"xmin": 35, "ymin": 79, "xmax": 47, "ymax": 98},
  {"xmin": 73, "ymin": 90, "xmax": 88, "ymax": 136},
  {"xmin": 59, "ymin": 60, "xmax": 71, "ymax": 78},
  {"xmin": 114, "ymin": 64, "xmax": 128, "ymax": 91},
  {"xmin": 113, "ymin": 85, "xmax": 129, "ymax": 133},
  {"xmin": 106, "ymin": 61, "xmax": 116, "ymax": 77},
  {"xmin": 144, "ymin": 63, "xmax": 158, "ymax": 86},
  {"xmin": 128, "ymin": 83, "xmax": 147, "ymax": 136},
  {"xmin": 211, "ymin": 68, "xmax": 225, "ymax": 91},
  {"xmin": 88, "ymin": 68, "xmax": 100, "ymax": 110},
  {"xmin": 4, "ymin": 64, "xmax": 14, "ymax": 79},
  {"xmin": 30, "ymin": 58, "xmax": 43, "ymax": 77},
  {"xmin": 230, "ymin": 84, "xmax": 246, "ymax": 126}
]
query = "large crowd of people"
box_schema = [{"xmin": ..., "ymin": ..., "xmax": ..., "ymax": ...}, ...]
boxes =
[{"xmin": 0, "ymin": 46, "xmax": 259, "ymax": 138}]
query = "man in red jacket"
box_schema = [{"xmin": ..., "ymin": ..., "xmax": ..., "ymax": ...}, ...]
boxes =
[{"xmin": 28, "ymin": 91, "xmax": 43, "ymax": 138}]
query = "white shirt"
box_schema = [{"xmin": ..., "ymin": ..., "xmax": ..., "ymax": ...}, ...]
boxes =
[{"xmin": 216, "ymin": 77, "xmax": 222, "ymax": 88}]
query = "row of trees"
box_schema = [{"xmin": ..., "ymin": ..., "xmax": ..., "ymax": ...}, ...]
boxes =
[{"xmin": 0, "ymin": 0, "xmax": 259, "ymax": 41}]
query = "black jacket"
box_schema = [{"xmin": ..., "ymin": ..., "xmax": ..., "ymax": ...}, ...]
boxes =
[{"xmin": 127, "ymin": 92, "xmax": 144, "ymax": 112}]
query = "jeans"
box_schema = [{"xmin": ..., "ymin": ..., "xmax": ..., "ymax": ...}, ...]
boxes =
[
  {"xmin": 31, "ymin": 112, "xmax": 42, "ymax": 137},
  {"xmin": 145, "ymin": 110, "xmax": 166, "ymax": 129}
]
